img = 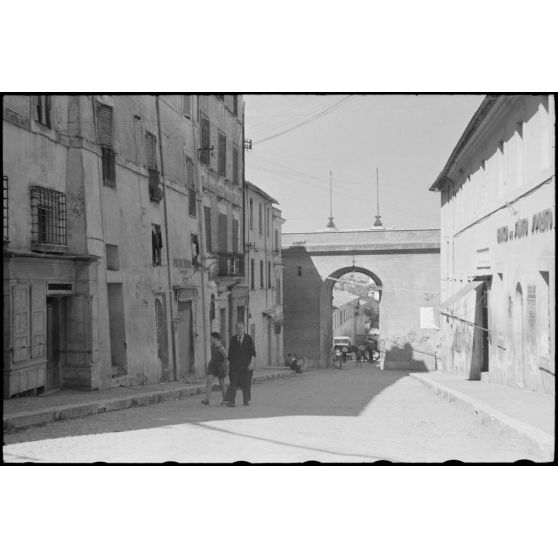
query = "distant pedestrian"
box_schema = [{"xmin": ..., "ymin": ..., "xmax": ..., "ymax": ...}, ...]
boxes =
[
  {"xmin": 226, "ymin": 322, "xmax": 256, "ymax": 407},
  {"xmin": 201, "ymin": 332, "xmax": 228, "ymax": 405},
  {"xmin": 334, "ymin": 346, "xmax": 342, "ymax": 368},
  {"xmin": 355, "ymin": 348, "xmax": 362, "ymax": 367},
  {"xmin": 290, "ymin": 353, "xmax": 303, "ymax": 373}
]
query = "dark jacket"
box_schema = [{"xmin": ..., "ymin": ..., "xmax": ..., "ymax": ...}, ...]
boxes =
[{"xmin": 228, "ymin": 334, "xmax": 256, "ymax": 377}]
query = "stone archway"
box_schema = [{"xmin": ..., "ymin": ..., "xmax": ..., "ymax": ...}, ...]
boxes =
[{"xmin": 319, "ymin": 266, "xmax": 383, "ymax": 367}]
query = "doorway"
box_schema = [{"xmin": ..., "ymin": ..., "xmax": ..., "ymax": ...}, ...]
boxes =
[
  {"xmin": 513, "ymin": 283, "xmax": 524, "ymax": 387},
  {"xmin": 480, "ymin": 281, "xmax": 489, "ymax": 372},
  {"xmin": 177, "ymin": 300, "xmax": 194, "ymax": 378},
  {"xmin": 46, "ymin": 297, "xmax": 61, "ymax": 390}
]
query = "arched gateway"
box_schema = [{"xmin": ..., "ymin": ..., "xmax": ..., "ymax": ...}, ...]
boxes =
[{"xmin": 282, "ymin": 228, "xmax": 441, "ymax": 370}]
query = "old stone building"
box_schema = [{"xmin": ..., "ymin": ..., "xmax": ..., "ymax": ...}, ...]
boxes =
[
  {"xmin": 244, "ymin": 181, "xmax": 284, "ymax": 367},
  {"xmin": 282, "ymin": 228, "xmax": 440, "ymax": 369},
  {"xmin": 3, "ymin": 94, "xmax": 246, "ymax": 397},
  {"xmin": 430, "ymin": 94, "xmax": 555, "ymax": 394}
]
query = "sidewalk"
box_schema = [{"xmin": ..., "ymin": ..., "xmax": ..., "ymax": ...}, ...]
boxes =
[
  {"xmin": 410, "ymin": 371, "xmax": 555, "ymax": 461},
  {"xmin": 3, "ymin": 367, "xmax": 294, "ymax": 433}
]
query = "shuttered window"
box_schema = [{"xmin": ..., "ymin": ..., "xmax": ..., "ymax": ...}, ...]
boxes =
[
  {"xmin": 188, "ymin": 189, "xmax": 196, "ymax": 217},
  {"xmin": 98, "ymin": 104, "xmax": 113, "ymax": 146},
  {"xmin": 233, "ymin": 145, "xmax": 239, "ymax": 185},
  {"xmin": 218, "ymin": 132, "xmax": 227, "ymax": 177},
  {"xmin": 250, "ymin": 259, "xmax": 255, "ymax": 290},
  {"xmin": 183, "ymin": 95, "xmax": 191, "ymax": 117},
  {"xmin": 218, "ymin": 213, "xmax": 228, "ymax": 253},
  {"xmin": 200, "ymin": 116, "xmax": 210, "ymax": 165},
  {"xmin": 34, "ymin": 95, "xmax": 51, "ymax": 128},
  {"xmin": 145, "ymin": 132, "xmax": 157, "ymax": 170},
  {"xmin": 260, "ymin": 260, "xmax": 264, "ymax": 289},
  {"xmin": 258, "ymin": 203, "xmax": 263, "ymax": 235},
  {"xmin": 185, "ymin": 157, "xmax": 194, "ymax": 188},
  {"xmin": 204, "ymin": 206, "xmax": 212, "ymax": 252},
  {"xmin": 232, "ymin": 218, "xmax": 239, "ymax": 253},
  {"xmin": 268, "ymin": 261, "xmax": 271, "ymax": 288}
]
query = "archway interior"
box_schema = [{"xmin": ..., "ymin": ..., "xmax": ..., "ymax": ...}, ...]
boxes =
[{"xmin": 322, "ymin": 266, "xmax": 383, "ymax": 361}]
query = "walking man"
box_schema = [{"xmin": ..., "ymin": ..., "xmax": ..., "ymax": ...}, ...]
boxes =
[{"xmin": 226, "ymin": 322, "xmax": 256, "ymax": 407}]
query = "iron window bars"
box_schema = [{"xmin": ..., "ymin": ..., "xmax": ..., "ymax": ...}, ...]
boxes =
[{"xmin": 30, "ymin": 186, "xmax": 67, "ymax": 247}]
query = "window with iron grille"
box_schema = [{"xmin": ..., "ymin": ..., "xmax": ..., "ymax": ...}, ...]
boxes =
[
  {"xmin": 204, "ymin": 206, "xmax": 212, "ymax": 252},
  {"xmin": 250, "ymin": 259, "xmax": 255, "ymax": 290},
  {"xmin": 30, "ymin": 186, "xmax": 66, "ymax": 246},
  {"xmin": 33, "ymin": 95, "xmax": 51, "ymax": 128},
  {"xmin": 260, "ymin": 260, "xmax": 264, "ymax": 289},
  {"xmin": 183, "ymin": 95, "xmax": 191, "ymax": 117},
  {"xmin": 218, "ymin": 131, "xmax": 227, "ymax": 177},
  {"xmin": 233, "ymin": 95, "xmax": 238, "ymax": 116},
  {"xmin": 3, "ymin": 176, "xmax": 8, "ymax": 242},
  {"xmin": 200, "ymin": 115, "xmax": 211, "ymax": 165},
  {"xmin": 232, "ymin": 145, "xmax": 239, "ymax": 185}
]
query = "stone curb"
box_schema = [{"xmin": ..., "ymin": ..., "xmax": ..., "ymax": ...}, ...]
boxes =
[
  {"xmin": 3, "ymin": 370, "xmax": 295, "ymax": 433},
  {"xmin": 410, "ymin": 373, "xmax": 555, "ymax": 462}
]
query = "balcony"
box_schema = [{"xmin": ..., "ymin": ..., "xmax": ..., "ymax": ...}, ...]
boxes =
[{"xmin": 214, "ymin": 253, "xmax": 245, "ymax": 279}]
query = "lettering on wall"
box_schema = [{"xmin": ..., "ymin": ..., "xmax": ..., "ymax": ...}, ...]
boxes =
[
  {"xmin": 531, "ymin": 208, "xmax": 553, "ymax": 234},
  {"xmin": 497, "ymin": 208, "xmax": 554, "ymax": 243}
]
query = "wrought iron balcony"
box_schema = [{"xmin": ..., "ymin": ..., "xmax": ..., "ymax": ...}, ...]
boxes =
[{"xmin": 214, "ymin": 253, "xmax": 245, "ymax": 278}]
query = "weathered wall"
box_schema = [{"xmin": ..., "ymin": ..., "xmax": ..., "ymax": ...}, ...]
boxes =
[{"xmin": 438, "ymin": 94, "xmax": 555, "ymax": 393}]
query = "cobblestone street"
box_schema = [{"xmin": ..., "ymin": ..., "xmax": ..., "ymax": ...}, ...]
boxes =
[{"xmin": 3, "ymin": 365, "xmax": 545, "ymax": 463}]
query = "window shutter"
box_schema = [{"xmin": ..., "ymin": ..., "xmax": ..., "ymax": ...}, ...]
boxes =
[
  {"xmin": 233, "ymin": 146, "xmax": 239, "ymax": 185},
  {"xmin": 145, "ymin": 132, "xmax": 156, "ymax": 169},
  {"xmin": 183, "ymin": 95, "xmax": 191, "ymax": 117},
  {"xmin": 232, "ymin": 218, "xmax": 239, "ymax": 253},
  {"xmin": 98, "ymin": 104, "xmax": 113, "ymax": 146},
  {"xmin": 218, "ymin": 132, "xmax": 227, "ymax": 177},
  {"xmin": 204, "ymin": 206, "xmax": 212, "ymax": 252},
  {"xmin": 200, "ymin": 117, "xmax": 210, "ymax": 165},
  {"xmin": 218, "ymin": 213, "xmax": 228, "ymax": 253},
  {"xmin": 12, "ymin": 285, "xmax": 30, "ymax": 362}
]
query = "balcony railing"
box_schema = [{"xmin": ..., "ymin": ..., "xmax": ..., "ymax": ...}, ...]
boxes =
[{"xmin": 215, "ymin": 253, "xmax": 245, "ymax": 278}]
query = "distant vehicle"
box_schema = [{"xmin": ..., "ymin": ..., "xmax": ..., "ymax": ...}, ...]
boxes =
[{"xmin": 333, "ymin": 336, "xmax": 352, "ymax": 349}]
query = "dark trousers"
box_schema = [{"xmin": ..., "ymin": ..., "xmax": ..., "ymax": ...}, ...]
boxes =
[{"xmin": 226, "ymin": 369, "xmax": 251, "ymax": 405}]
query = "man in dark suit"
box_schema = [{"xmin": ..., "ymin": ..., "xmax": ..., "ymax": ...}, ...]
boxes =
[{"xmin": 226, "ymin": 322, "xmax": 256, "ymax": 407}]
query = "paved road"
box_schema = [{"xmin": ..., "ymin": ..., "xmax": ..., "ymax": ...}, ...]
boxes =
[{"xmin": 2, "ymin": 365, "xmax": 544, "ymax": 463}]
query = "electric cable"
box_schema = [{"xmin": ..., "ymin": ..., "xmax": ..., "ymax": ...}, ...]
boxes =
[{"xmin": 252, "ymin": 95, "xmax": 354, "ymax": 145}]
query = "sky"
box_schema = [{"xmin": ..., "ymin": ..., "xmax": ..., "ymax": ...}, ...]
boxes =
[{"xmin": 244, "ymin": 94, "xmax": 484, "ymax": 233}]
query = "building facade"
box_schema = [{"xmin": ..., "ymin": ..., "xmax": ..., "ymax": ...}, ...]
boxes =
[
  {"xmin": 3, "ymin": 94, "xmax": 246, "ymax": 397},
  {"xmin": 430, "ymin": 94, "xmax": 555, "ymax": 394},
  {"xmin": 244, "ymin": 181, "xmax": 284, "ymax": 367}
]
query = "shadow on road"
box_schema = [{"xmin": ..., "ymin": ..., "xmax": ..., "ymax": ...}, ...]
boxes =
[{"xmin": 4, "ymin": 365, "xmax": 413, "ymax": 446}]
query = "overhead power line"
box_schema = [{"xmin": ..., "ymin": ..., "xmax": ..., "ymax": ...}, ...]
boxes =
[{"xmin": 253, "ymin": 95, "xmax": 354, "ymax": 145}]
